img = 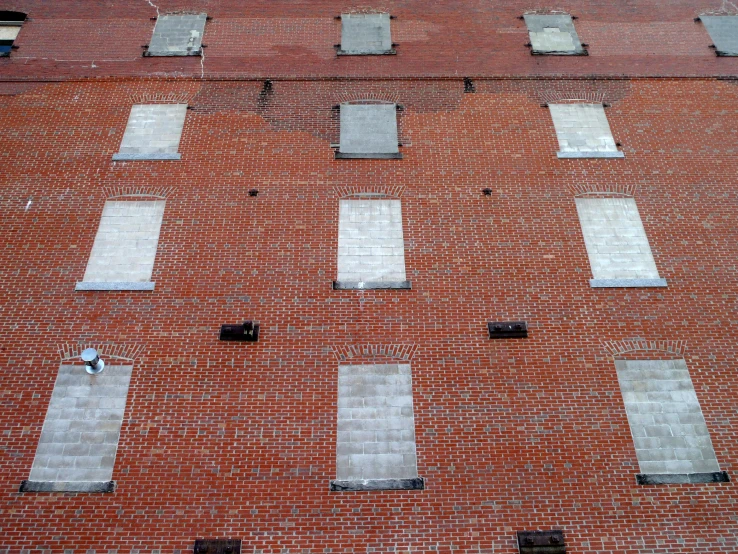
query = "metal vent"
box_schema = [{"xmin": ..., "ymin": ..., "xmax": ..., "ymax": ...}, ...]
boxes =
[
  {"xmin": 517, "ymin": 531, "xmax": 565, "ymax": 554},
  {"xmin": 194, "ymin": 540, "xmax": 241, "ymax": 554},
  {"xmin": 219, "ymin": 321, "xmax": 259, "ymax": 342},
  {"xmin": 488, "ymin": 321, "xmax": 528, "ymax": 339}
]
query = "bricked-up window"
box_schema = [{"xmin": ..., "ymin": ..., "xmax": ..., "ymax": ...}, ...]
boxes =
[
  {"xmin": 575, "ymin": 196, "xmax": 666, "ymax": 288},
  {"xmin": 0, "ymin": 11, "xmax": 25, "ymax": 57},
  {"xmin": 700, "ymin": 16, "xmax": 738, "ymax": 56},
  {"xmin": 523, "ymin": 14, "xmax": 586, "ymax": 55},
  {"xmin": 75, "ymin": 200, "xmax": 165, "ymax": 291},
  {"xmin": 334, "ymin": 198, "xmax": 410, "ymax": 290},
  {"xmin": 331, "ymin": 364, "xmax": 424, "ymax": 491},
  {"xmin": 146, "ymin": 13, "xmax": 207, "ymax": 57},
  {"xmin": 615, "ymin": 359, "xmax": 729, "ymax": 485},
  {"xmin": 338, "ymin": 13, "xmax": 394, "ymax": 55},
  {"xmin": 20, "ymin": 363, "xmax": 133, "ymax": 493},
  {"xmin": 113, "ymin": 104, "xmax": 187, "ymax": 161},
  {"xmin": 336, "ymin": 103, "xmax": 402, "ymax": 159},
  {"xmin": 549, "ymin": 104, "xmax": 624, "ymax": 158}
]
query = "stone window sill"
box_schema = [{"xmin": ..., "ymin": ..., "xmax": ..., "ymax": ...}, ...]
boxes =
[
  {"xmin": 531, "ymin": 49, "xmax": 587, "ymax": 56},
  {"xmin": 557, "ymin": 151, "xmax": 624, "ymax": 159},
  {"xmin": 337, "ymin": 49, "xmax": 396, "ymax": 56},
  {"xmin": 333, "ymin": 280, "xmax": 411, "ymax": 290},
  {"xmin": 75, "ymin": 281, "xmax": 155, "ymax": 291},
  {"xmin": 590, "ymin": 278, "xmax": 667, "ymax": 288},
  {"xmin": 112, "ymin": 153, "xmax": 181, "ymax": 161},
  {"xmin": 335, "ymin": 152, "xmax": 403, "ymax": 159},
  {"xmin": 636, "ymin": 471, "xmax": 729, "ymax": 485},
  {"xmin": 330, "ymin": 478, "xmax": 424, "ymax": 491},
  {"xmin": 144, "ymin": 49, "xmax": 202, "ymax": 57},
  {"xmin": 20, "ymin": 480, "xmax": 116, "ymax": 493}
]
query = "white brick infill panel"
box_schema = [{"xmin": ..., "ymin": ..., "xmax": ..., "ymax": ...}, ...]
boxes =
[{"xmin": 20, "ymin": 364, "xmax": 132, "ymax": 493}]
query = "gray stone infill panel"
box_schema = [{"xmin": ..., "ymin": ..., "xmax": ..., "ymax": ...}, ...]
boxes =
[
  {"xmin": 114, "ymin": 104, "xmax": 187, "ymax": 160},
  {"xmin": 78, "ymin": 200, "xmax": 165, "ymax": 288},
  {"xmin": 575, "ymin": 197, "xmax": 663, "ymax": 283},
  {"xmin": 700, "ymin": 16, "xmax": 738, "ymax": 56},
  {"xmin": 339, "ymin": 13, "xmax": 394, "ymax": 55},
  {"xmin": 615, "ymin": 359, "xmax": 723, "ymax": 479},
  {"xmin": 146, "ymin": 13, "xmax": 207, "ymax": 56},
  {"xmin": 523, "ymin": 14, "xmax": 585, "ymax": 55},
  {"xmin": 332, "ymin": 364, "xmax": 422, "ymax": 491},
  {"xmin": 337, "ymin": 199, "xmax": 407, "ymax": 285},
  {"xmin": 22, "ymin": 364, "xmax": 132, "ymax": 492},
  {"xmin": 550, "ymin": 104, "xmax": 621, "ymax": 157},
  {"xmin": 339, "ymin": 104, "xmax": 399, "ymax": 156}
]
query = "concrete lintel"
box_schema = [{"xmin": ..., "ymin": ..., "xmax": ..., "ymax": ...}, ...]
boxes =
[
  {"xmin": 335, "ymin": 152, "xmax": 403, "ymax": 159},
  {"xmin": 590, "ymin": 278, "xmax": 667, "ymax": 288},
  {"xmin": 557, "ymin": 151, "xmax": 625, "ymax": 159},
  {"xmin": 112, "ymin": 153, "xmax": 182, "ymax": 161},
  {"xmin": 636, "ymin": 472, "xmax": 729, "ymax": 485},
  {"xmin": 19, "ymin": 480, "xmax": 116, "ymax": 493},
  {"xmin": 330, "ymin": 478, "xmax": 424, "ymax": 491},
  {"xmin": 333, "ymin": 280, "xmax": 411, "ymax": 290},
  {"xmin": 75, "ymin": 281, "xmax": 155, "ymax": 291}
]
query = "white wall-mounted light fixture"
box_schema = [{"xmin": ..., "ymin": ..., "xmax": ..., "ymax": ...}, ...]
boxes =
[{"xmin": 81, "ymin": 348, "xmax": 105, "ymax": 375}]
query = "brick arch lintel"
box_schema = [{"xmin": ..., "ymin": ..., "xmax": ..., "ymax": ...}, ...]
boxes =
[
  {"xmin": 331, "ymin": 344, "xmax": 417, "ymax": 362},
  {"xmin": 337, "ymin": 94, "xmax": 401, "ymax": 105},
  {"xmin": 103, "ymin": 185, "xmax": 173, "ymax": 200},
  {"xmin": 341, "ymin": 6, "xmax": 392, "ymax": 15},
  {"xmin": 523, "ymin": 8, "xmax": 572, "ymax": 15},
  {"xmin": 568, "ymin": 183, "xmax": 637, "ymax": 198},
  {"xmin": 602, "ymin": 339, "xmax": 687, "ymax": 359},
  {"xmin": 334, "ymin": 185, "xmax": 405, "ymax": 199},
  {"xmin": 541, "ymin": 92, "xmax": 609, "ymax": 105},
  {"xmin": 698, "ymin": 8, "xmax": 738, "ymax": 16},
  {"xmin": 128, "ymin": 92, "xmax": 196, "ymax": 105},
  {"xmin": 58, "ymin": 342, "xmax": 144, "ymax": 363}
]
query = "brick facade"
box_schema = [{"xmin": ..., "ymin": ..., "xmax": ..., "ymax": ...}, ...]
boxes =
[{"xmin": 1, "ymin": 1, "xmax": 738, "ymax": 552}]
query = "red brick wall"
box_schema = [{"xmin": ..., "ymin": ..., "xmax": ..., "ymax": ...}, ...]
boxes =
[
  {"xmin": 0, "ymin": 76, "xmax": 737, "ymax": 552},
  {"xmin": 0, "ymin": 0, "xmax": 735, "ymax": 80}
]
